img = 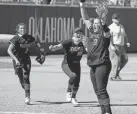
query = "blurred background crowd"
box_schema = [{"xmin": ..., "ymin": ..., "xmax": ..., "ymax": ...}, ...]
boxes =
[{"xmin": 0, "ymin": 0, "xmax": 137, "ymax": 7}]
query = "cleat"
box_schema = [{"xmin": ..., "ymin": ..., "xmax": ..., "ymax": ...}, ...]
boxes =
[
  {"xmin": 66, "ymin": 92, "xmax": 72, "ymax": 102},
  {"xmin": 25, "ymin": 97, "xmax": 30, "ymax": 105},
  {"xmin": 117, "ymin": 76, "xmax": 122, "ymax": 80},
  {"xmin": 71, "ymin": 98, "xmax": 79, "ymax": 105},
  {"xmin": 110, "ymin": 77, "xmax": 117, "ymax": 81}
]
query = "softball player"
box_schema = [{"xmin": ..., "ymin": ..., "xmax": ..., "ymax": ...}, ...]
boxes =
[
  {"xmin": 79, "ymin": 1, "xmax": 112, "ymax": 114},
  {"xmin": 7, "ymin": 23, "xmax": 45, "ymax": 105},
  {"xmin": 109, "ymin": 13, "xmax": 130, "ymax": 80},
  {"xmin": 49, "ymin": 27, "xmax": 85, "ymax": 105}
]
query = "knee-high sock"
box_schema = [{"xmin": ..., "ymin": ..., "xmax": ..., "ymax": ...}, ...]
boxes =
[{"xmin": 24, "ymin": 84, "xmax": 30, "ymax": 98}]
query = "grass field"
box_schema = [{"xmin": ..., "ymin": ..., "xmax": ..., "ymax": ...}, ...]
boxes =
[{"xmin": 0, "ymin": 54, "xmax": 137, "ymax": 114}]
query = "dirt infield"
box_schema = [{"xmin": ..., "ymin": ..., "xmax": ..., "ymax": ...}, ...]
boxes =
[{"xmin": 0, "ymin": 54, "xmax": 137, "ymax": 114}]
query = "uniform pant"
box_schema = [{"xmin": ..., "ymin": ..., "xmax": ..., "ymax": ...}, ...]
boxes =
[
  {"xmin": 90, "ymin": 62, "xmax": 112, "ymax": 114},
  {"xmin": 62, "ymin": 62, "xmax": 81, "ymax": 98},
  {"xmin": 110, "ymin": 45, "xmax": 128, "ymax": 78},
  {"xmin": 13, "ymin": 56, "xmax": 31, "ymax": 98}
]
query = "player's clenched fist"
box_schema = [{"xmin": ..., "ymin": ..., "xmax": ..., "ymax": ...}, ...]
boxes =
[
  {"xmin": 49, "ymin": 45, "xmax": 55, "ymax": 51},
  {"xmin": 126, "ymin": 42, "xmax": 130, "ymax": 47}
]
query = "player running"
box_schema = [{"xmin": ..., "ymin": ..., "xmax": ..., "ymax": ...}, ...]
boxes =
[
  {"xmin": 7, "ymin": 23, "xmax": 46, "ymax": 105},
  {"xmin": 79, "ymin": 0, "xmax": 112, "ymax": 114},
  {"xmin": 109, "ymin": 13, "xmax": 130, "ymax": 80},
  {"xmin": 49, "ymin": 27, "xmax": 85, "ymax": 105}
]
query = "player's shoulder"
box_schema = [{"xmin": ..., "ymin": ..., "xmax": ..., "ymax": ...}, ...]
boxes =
[
  {"xmin": 12, "ymin": 35, "xmax": 19, "ymax": 39},
  {"xmin": 108, "ymin": 23, "xmax": 114, "ymax": 29},
  {"xmin": 10, "ymin": 35, "xmax": 20, "ymax": 41}
]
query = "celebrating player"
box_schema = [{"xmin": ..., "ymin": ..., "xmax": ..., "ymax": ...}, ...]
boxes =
[
  {"xmin": 79, "ymin": 0, "xmax": 112, "ymax": 114},
  {"xmin": 109, "ymin": 13, "xmax": 130, "ymax": 80},
  {"xmin": 49, "ymin": 27, "xmax": 85, "ymax": 105},
  {"xmin": 7, "ymin": 23, "xmax": 46, "ymax": 105}
]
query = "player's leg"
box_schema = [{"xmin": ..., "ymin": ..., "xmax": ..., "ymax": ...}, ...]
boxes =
[
  {"xmin": 71, "ymin": 63, "xmax": 81, "ymax": 98},
  {"xmin": 90, "ymin": 66, "xmax": 106, "ymax": 113},
  {"xmin": 111, "ymin": 45, "xmax": 121, "ymax": 80},
  {"xmin": 71, "ymin": 63, "xmax": 81, "ymax": 105},
  {"xmin": 22, "ymin": 57, "xmax": 31, "ymax": 104},
  {"xmin": 109, "ymin": 49, "xmax": 116, "ymax": 76},
  {"xmin": 61, "ymin": 62, "xmax": 77, "ymax": 103},
  {"xmin": 13, "ymin": 59, "xmax": 24, "ymax": 89},
  {"xmin": 95, "ymin": 63, "xmax": 112, "ymax": 114},
  {"xmin": 117, "ymin": 47, "xmax": 128, "ymax": 79},
  {"xmin": 62, "ymin": 63, "xmax": 73, "ymax": 91}
]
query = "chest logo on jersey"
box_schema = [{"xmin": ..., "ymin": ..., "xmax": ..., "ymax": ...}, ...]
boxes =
[
  {"xmin": 69, "ymin": 47, "xmax": 84, "ymax": 52},
  {"xmin": 69, "ymin": 46, "xmax": 84, "ymax": 56},
  {"xmin": 89, "ymin": 32, "xmax": 102, "ymax": 46}
]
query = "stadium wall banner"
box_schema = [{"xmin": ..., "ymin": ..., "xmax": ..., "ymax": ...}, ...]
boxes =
[{"xmin": 0, "ymin": 5, "xmax": 136, "ymax": 55}]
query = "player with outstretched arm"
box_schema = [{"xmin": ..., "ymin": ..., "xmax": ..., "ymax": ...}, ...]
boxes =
[{"xmin": 49, "ymin": 27, "xmax": 85, "ymax": 105}]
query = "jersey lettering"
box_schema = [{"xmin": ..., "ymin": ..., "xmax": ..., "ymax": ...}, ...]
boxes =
[{"xmin": 69, "ymin": 46, "xmax": 83, "ymax": 56}]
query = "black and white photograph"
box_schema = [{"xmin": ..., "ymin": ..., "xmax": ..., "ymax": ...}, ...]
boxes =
[{"xmin": 0, "ymin": 0, "xmax": 136, "ymax": 114}]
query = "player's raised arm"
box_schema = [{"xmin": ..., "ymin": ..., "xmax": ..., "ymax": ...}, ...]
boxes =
[
  {"xmin": 96, "ymin": 1, "xmax": 110, "ymax": 38},
  {"xmin": 49, "ymin": 43, "xmax": 63, "ymax": 51},
  {"xmin": 79, "ymin": 0, "xmax": 92, "ymax": 29}
]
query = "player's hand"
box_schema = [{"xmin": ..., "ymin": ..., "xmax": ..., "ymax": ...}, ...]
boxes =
[
  {"xmin": 71, "ymin": 72, "xmax": 77, "ymax": 77},
  {"xmin": 49, "ymin": 45, "xmax": 55, "ymax": 51},
  {"xmin": 15, "ymin": 59, "xmax": 20, "ymax": 65},
  {"xmin": 40, "ymin": 48, "xmax": 45, "ymax": 52},
  {"xmin": 16, "ymin": 62, "xmax": 22, "ymax": 68},
  {"xmin": 79, "ymin": 2, "xmax": 83, "ymax": 7},
  {"xmin": 126, "ymin": 42, "xmax": 130, "ymax": 47}
]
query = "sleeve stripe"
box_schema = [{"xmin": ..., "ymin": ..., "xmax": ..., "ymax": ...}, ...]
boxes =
[{"xmin": 9, "ymin": 40, "xmax": 15, "ymax": 46}]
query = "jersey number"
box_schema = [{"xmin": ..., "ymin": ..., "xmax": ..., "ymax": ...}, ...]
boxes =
[{"xmin": 93, "ymin": 39, "xmax": 98, "ymax": 46}]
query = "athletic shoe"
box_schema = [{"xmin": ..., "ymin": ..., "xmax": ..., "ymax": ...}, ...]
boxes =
[
  {"xmin": 71, "ymin": 98, "xmax": 79, "ymax": 105},
  {"xmin": 110, "ymin": 77, "xmax": 117, "ymax": 81},
  {"xmin": 117, "ymin": 76, "xmax": 122, "ymax": 80},
  {"xmin": 25, "ymin": 97, "xmax": 30, "ymax": 105},
  {"xmin": 66, "ymin": 92, "xmax": 72, "ymax": 102}
]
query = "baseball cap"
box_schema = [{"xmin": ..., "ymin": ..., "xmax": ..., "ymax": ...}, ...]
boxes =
[
  {"xmin": 112, "ymin": 13, "xmax": 120, "ymax": 19},
  {"xmin": 74, "ymin": 27, "xmax": 83, "ymax": 34}
]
